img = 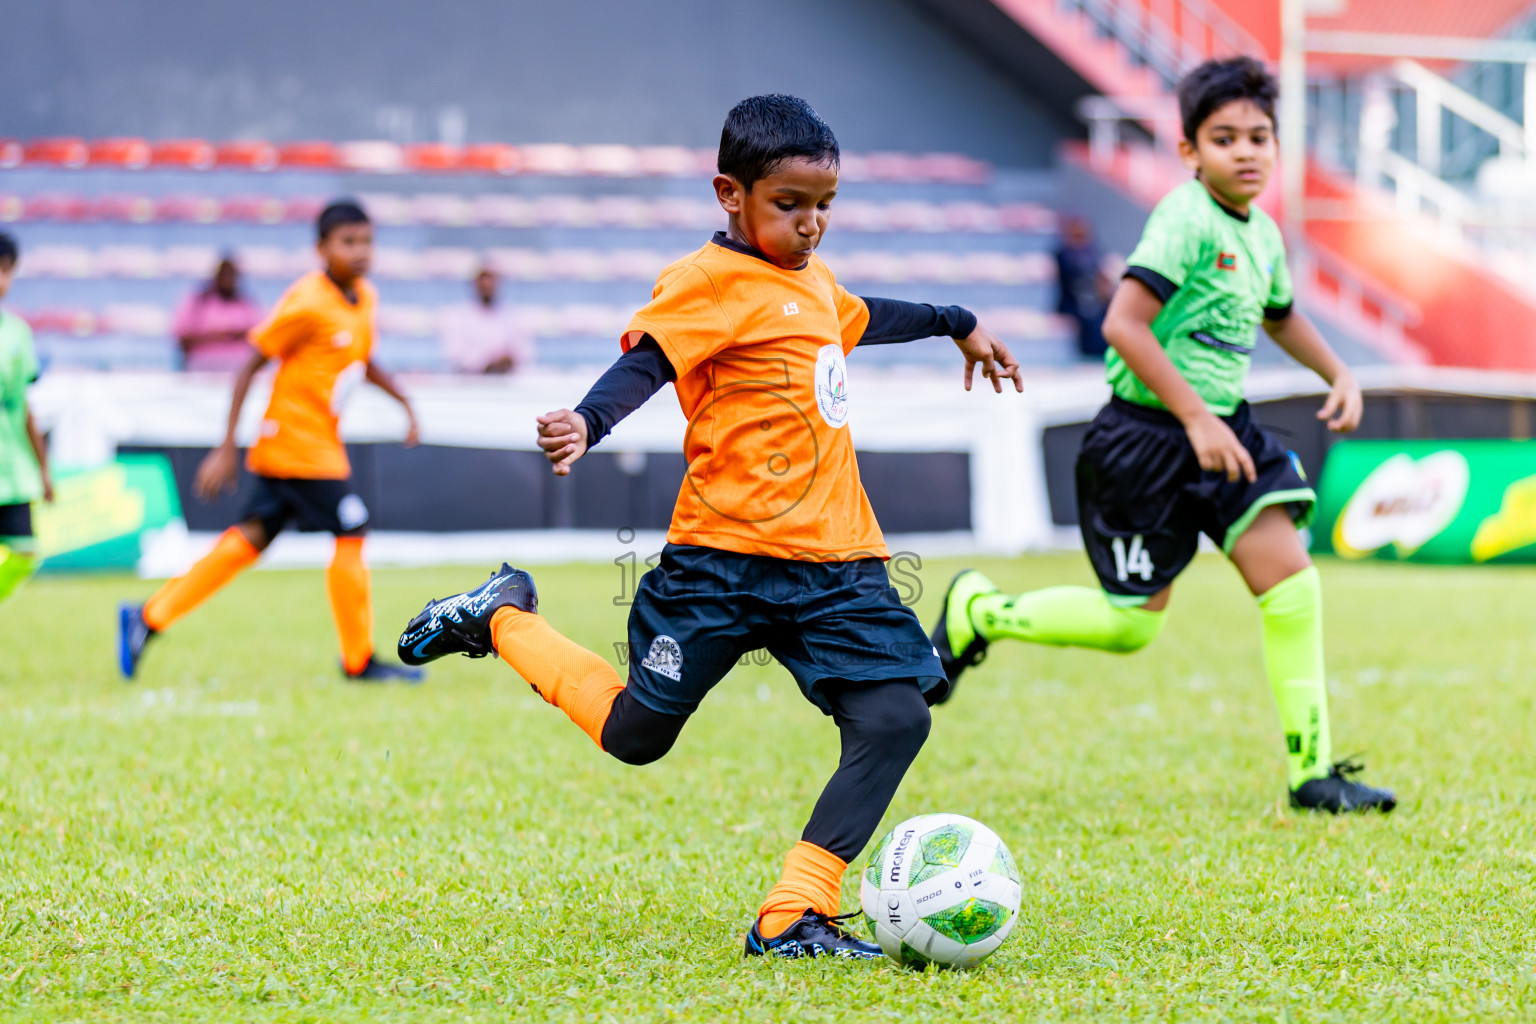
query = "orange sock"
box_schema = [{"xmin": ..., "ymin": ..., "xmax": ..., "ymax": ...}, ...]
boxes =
[
  {"xmin": 142, "ymin": 527, "xmax": 260, "ymax": 631},
  {"xmin": 757, "ymin": 841, "xmax": 847, "ymax": 938},
  {"xmin": 490, "ymin": 606, "xmax": 624, "ymax": 748},
  {"xmin": 328, "ymin": 537, "xmax": 373, "ymax": 675}
]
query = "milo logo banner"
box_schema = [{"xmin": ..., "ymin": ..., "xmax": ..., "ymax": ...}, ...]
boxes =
[
  {"xmin": 1313, "ymin": 440, "xmax": 1536, "ymax": 563},
  {"xmin": 35, "ymin": 454, "xmax": 180, "ymax": 572}
]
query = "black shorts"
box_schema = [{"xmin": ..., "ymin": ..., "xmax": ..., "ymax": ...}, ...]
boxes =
[
  {"xmin": 1077, "ymin": 397, "xmax": 1316, "ymax": 600},
  {"xmin": 0, "ymin": 502, "xmax": 32, "ymax": 539},
  {"xmin": 239, "ymin": 476, "xmax": 370, "ymax": 538},
  {"xmin": 623, "ymin": 543, "xmax": 947, "ymax": 717}
]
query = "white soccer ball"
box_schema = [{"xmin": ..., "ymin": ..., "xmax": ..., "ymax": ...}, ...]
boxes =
[{"xmin": 860, "ymin": 812, "xmax": 1023, "ymax": 969}]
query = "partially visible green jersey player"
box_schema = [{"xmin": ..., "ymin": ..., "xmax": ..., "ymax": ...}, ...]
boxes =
[
  {"xmin": 0, "ymin": 232, "xmax": 54, "ymax": 606},
  {"xmin": 932, "ymin": 57, "xmax": 1395, "ymax": 813}
]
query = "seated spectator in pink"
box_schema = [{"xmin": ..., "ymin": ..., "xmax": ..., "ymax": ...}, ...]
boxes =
[
  {"xmin": 440, "ymin": 267, "xmax": 534, "ymax": 374},
  {"xmin": 172, "ymin": 258, "xmax": 263, "ymax": 371}
]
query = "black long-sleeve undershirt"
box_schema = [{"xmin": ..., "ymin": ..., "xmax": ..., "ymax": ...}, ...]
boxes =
[{"xmin": 572, "ymin": 297, "xmax": 978, "ymax": 449}]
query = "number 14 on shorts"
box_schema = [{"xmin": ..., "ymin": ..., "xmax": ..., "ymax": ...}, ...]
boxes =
[{"xmin": 1111, "ymin": 534, "xmax": 1155, "ymax": 582}]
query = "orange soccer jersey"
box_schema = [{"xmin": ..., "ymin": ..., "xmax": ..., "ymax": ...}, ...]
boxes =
[
  {"xmin": 623, "ymin": 238, "xmax": 885, "ymax": 561},
  {"xmin": 246, "ymin": 271, "xmax": 376, "ymax": 480}
]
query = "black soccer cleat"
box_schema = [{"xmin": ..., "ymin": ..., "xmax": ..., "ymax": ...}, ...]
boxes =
[
  {"xmin": 744, "ymin": 911, "xmax": 885, "ymax": 961},
  {"xmin": 1290, "ymin": 758, "xmax": 1397, "ymax": 814},
  {"xmin": 397, "ymin": 563, "xmax": 539, "ymax": 666},
  {"xmin": 117, "ymin": 602, "xmax": 157, "ymax": 681},
  {"xmin": 344, "ymin": 656, "xmax": 426, "ymax": 684},
  {"xmin": 927, "ymin": 569, "xmax": 996, "ymax": 705}
]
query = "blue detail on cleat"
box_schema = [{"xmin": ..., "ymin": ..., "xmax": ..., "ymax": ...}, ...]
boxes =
[
  {"xmin": 397, "ymin": 563, "xmax": 539, "ymax": 666},
  {"xmin": 744, "ymin": 911, "xmax": 885, "ymax": 961},
  {"xmin": 117, "ymin": 602, "xmax": 154, "ymax": 681}
]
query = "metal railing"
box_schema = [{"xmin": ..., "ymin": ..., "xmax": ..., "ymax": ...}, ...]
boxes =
[{"xmin": 1059, "ymin": 0, "xmax": 1266, "ymax": 86}]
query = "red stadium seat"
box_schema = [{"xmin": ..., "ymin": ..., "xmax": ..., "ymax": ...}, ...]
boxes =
[
  {"xmin": 88, "ymin": 138, "xmax": 152, "ymax": 169},
  {"xmin": 219, "ymin": 195, "xmax": 288, "ymax": 223},
  {"xmin": 23, "ymin": 138, "xmax": 89, "ymax": 169},
  {"xmin": 23, "ymin": 194, "xmax": 91, "ymax": 221},
  {"xmin": 93, "ymin": 195, "xmax": 157, "ymax": 223},
  {"xmin": 460, "ymin": 144, "xmax": 521, "ymax": 175},
  {"xmin": 284, "ymin": 196, "xmax": 325, "ymax": 223},
  {"xmin": 278, "ymin": 142, "xmax": 340, "ymax": 169},
  {"xmin": 403, "ymin": 143, "xmax": 463, "ymax": 172},
  {"xmin": 0, "ymin": 140, "xmax": 21, "ymax": 169},
  {"xmin": 28, "ymin": 308, "xmax": 98, "ymax": 336},
  {"xmin": 149, "ymin": 139, "xmax": 216, "ymax": 169},
  {"xmin": 155, "ymin": 195, "xmax": 222, "ymax": 223},
  {"xmin": 215, "ymin": 141, "xmax": 278, "ymax": 170}
]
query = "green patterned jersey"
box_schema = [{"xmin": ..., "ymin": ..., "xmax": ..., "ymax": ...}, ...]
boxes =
[
  {"xmin": 0, "ymin": 311, "xmax": 43, "ymax": 507},
  {"xmin": 1109, "ymin": 179, "xmax": 1293, "ymax": 416}
]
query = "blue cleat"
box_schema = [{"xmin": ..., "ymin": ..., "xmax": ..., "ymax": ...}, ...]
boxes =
[
  {"xmin": 117, "ymin": 602, "xmax": 155, "ymax": 681},
  {"xmin": 344, "ymin": 656, "xmax": 425, "ymax": 684},
  {"xmin": 744, "ymin": 911, "xmax": 885, "ymax": 961},
  {"xmin": 397, "ymin": 563, "xmax": 539, "ymax": 666}
]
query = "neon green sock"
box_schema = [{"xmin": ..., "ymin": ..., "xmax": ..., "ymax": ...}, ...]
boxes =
[
  {"xmin": 970, "ymin": 586, "xmax": 1165, "ymax": 653},
  {"xmin": 1258, "ymin": 566, "xmax": 1332, "ymax": 787},
  {"xmin": 0, "ymin": 543, "xmax": 37, "ymax": 605}
]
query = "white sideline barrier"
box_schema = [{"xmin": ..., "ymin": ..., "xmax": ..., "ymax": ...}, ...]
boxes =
[{"xmin": 30, "ymin": 365, "xmax": 1536, "ymax": 573}]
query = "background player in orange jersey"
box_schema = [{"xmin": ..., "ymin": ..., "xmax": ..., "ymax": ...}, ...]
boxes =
[
  {"xmin": 118, "ymin": 200, "xmax": 424, "ymax": 683},
  {"xmin": 397, "ymin": 95, "xmax": 1023, "ymax": 960}
]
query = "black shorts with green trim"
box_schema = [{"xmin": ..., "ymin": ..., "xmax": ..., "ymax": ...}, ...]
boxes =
[
  {"xmin": 623, "ymin": 543, "xmax": 947, "ymax": 717},
  {"xmin": 0, "ymin": 502, "xmax": 33, "ymax": 539},
  {"xmin": 1076, "ymin": 396, "xmax": 1316, "ymax": 600}
]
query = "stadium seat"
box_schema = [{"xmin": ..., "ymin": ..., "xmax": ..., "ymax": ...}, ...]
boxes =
[
  {"xmin": 23, "ymin": 138, "xmax": 89, "ymax": 169},
  {"xmin": 149, "ymin": 139, "xmax": 216, "ymax": 169},
  {"xmin": 214, "ymin": 141, "xmax": 279, "ymax": 170},
  {"xmin": 635, "ymin": 146, "xmax": 698, "ymax": 176},
  {"xmin": 468, "ymin": 194, "xmax": 535, "ymax": 228},
  {"xmin": 23, "ymin": 194, "xmax": 90, "ymax": 221},
  {"xmin": 412, "ymin": 194, "xmax": 472, "ymax": 227},
  {"xmin": 94, "ymin": 194, "xmax": 157, "ymax": 223},
  {"xmin": 519, "ymin": 144, "xmax": 582, "ymax": 176},
  {"xmin": 278, "ymin": 142, "xmax": 340, "ymax": 169},
  {"xmin": 578, "ymin": 145, "xmax": 641, "ymax": 177},
  {"xmin": 220, "ymin": 195, "xmax": 288, "ymax": 223},
  {"xmin": 339, "ymin": 140, "xmax": 403, "ymax": 173},
  {"xmin": 154, "ymin": 194, "xmax": 221, "ymax": 223},
  {"xmin": 403, "ymin": 143, "xmax": 463, "ymax": 172},
  {"xmin": 460, "ymin": 143, "xmax": 521, "ymax": 175},
  {"xmin": 87, "ymin": 138, "xmax": 152, "ymax": 169},
  {"xmin": 0, "ymin": 139, "xmax": 20, "ymax": 169}
]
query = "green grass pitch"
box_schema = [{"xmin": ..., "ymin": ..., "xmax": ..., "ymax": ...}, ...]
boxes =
[{"xmin": 2, "ymin": 553, "xmax": 1534, "ymax": 1022}]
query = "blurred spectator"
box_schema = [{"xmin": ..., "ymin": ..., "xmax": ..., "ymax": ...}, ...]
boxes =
[
  {"xmin": 440, "ymin": 267, "xmax": 534, "ymax": 374},
  {"xmin": 172, "ymin": 257, "xmax": 263, "ymax": 371},
  {"xmin": 1055, "ymin": 215, "xmax": 1112, "ymax": 360}
]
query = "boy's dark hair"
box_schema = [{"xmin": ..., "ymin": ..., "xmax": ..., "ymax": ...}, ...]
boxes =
[
  {"xmin": 317, "ymin": 199, "xmax": 370, "ymax": 241},
  {"xmin": 0, "ymin": 231, "xmax": 17, "ymax": 267},
  {"xmin": 1177, "ymin": 56, "xmax": 1278, "ymax": 142},
  {"xmin": 718, "ymin": 94, "xmax": 839, "ymax": 191}
]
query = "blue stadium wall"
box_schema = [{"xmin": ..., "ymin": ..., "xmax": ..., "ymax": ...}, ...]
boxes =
[{"xmin": 0, "ymin": 0, "xmax": 1076, "ymax": 167}]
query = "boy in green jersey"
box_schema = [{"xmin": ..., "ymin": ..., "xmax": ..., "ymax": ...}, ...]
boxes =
[
  {"xmin": 0, "ymin": 232, "xmax": 54, "ymax": 606},
  {"xmin": 932, "ymin": 57, "xmax": 1396, "ymax": 813}
]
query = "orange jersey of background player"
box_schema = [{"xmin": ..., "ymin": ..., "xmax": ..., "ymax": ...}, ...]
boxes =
[
  {"xmin": 247, "ymin": 270, "xmax": 376, "ymax": 480},
  {"xmin": 623, "ymin": 242, "xmax": 883, "ymax": 561}
]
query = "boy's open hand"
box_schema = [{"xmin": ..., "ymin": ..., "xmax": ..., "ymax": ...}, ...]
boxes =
[
  {"xmin": 1185, "ymin": 412, "xmax": 1256, "ymax": 483},
  {"xmin": 1318, "ymin": 371, "xmax": 1363, "ymax": 433},
  {"xmin": 194, "ymin": 443, "xmax": 240, "ymax": 501},
  {"xmin": 955, "ymin": 324, "xmax": 1024, "ymax": 394},
  {"xmin": 537, "ymin": 409, "xmax": 590, "ymax": 476}
]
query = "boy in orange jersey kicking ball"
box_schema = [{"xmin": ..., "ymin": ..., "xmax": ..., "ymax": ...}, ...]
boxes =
[
  {"xmin": 119, "ymin": 201, "xmax": 423, "ymax": 683},
  {"xmin": 397, "ymin": 96, "xmax": 1023, "ymax": 959}
]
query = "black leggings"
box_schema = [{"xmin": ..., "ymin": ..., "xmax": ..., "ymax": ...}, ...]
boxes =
[{"xmin": 600, "ymin": 678, "xmax": 931, "ymax": 863}]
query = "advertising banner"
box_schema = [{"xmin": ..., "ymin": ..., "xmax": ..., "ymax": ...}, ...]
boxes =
[
  {"xmin": 36, "ymin": 454, "xmax": 180, "ymax": 572},
  {"xmin": 1312, "ymin": 440, "xmax": 1536, "ymax": 564}
]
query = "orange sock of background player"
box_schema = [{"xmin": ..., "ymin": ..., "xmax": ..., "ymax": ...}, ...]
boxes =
[
  {"xmin": 328, "ymin": 537, "xmax": 374, "ymax": 675},
  {"xmin": 142, "ymin": 527, "xmax": 260, "ymax": 631},
  {"xmin": 758, "ymin": 841, "xmax": 847, "ymax": 938},
  {"xmin": 490, "ymin": 606, "xmax": 624, "ymax": 747}
]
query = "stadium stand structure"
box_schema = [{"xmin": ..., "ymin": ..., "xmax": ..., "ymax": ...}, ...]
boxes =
[{"xmin": 0, "ymin": 143, "xmax": 1074, "ymax": 372}]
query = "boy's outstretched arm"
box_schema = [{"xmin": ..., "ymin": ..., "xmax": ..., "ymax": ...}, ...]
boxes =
[
  {"xmin": 856, "ymin": 297, "xmax": 1022, "ymax": 393},
  {"xmin": 365, "ymin": 359, "xmax": 421, "ymax": 447},
  {"xmin": 1103, "ymin": 278, "xmax": 1256, "ymax": 483},
  {"xmin": 194, "ymin": 348, "xmax": 270, "ymax": 500},
  {"xmin": 1262, "ymin": 312, "xmax": 1362, "ymax": 433},
  {"xmin": 538, "ymin": 336, "xmax": 675, "ymax": 476}
]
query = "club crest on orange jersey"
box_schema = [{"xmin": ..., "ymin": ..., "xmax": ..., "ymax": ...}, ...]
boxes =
[
  {"xmin": 814, "ymin": 344, "xmax": 850, "ymax": 429},
  {"xmin": 1216, "ymin": 252, "xmax": 1237, "ymax": 271}
]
